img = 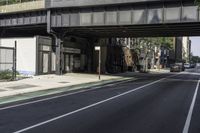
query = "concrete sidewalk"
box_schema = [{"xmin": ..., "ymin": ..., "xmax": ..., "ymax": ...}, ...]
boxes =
[{"xmin": 0, "ymin": 73, "xmax": 132, "ymax": 104}]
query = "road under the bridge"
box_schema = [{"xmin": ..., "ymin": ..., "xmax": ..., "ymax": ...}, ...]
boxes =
[{"xmin": 0, "ymin": 70, "xmax": 200, "ymax": 133}]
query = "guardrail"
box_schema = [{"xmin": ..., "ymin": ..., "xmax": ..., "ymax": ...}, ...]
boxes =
[{"xmin": 0, "ymin": 0, "xmax": 45, "ymax": 14}]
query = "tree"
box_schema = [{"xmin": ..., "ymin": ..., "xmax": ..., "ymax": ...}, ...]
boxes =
[
  {"xmin": 195, "ymin": 0, "xmax": 200, "ymax": 6},
  {"xmin": 131, "ymin": 37, "xmax": 174, "ymax": 72},
  {"xmin": 191, "ymin": 55, "xmax": 200, "ymax": 63}
]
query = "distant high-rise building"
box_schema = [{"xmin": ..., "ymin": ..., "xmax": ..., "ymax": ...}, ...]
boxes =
[{"xmin": 174, "ymin": 37, "xmax": 191, "ymax": 63}]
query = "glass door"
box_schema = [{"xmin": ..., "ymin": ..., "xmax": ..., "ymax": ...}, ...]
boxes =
[
  {"xmin": 65, "ymin": 54, "xmax": 70, "ymax": 72},
  {"xmin": 43, "ymin": 52, "xmax": 49, "ymax": 74},
  {"xmin": 70, "ymin": 55, "xmax": 74, "ymax": 72}
]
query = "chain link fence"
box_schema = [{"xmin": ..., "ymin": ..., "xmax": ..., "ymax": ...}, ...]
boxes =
[{"xmin": 0, "ymin": 45, "xmax": 16, "ymax": 80}]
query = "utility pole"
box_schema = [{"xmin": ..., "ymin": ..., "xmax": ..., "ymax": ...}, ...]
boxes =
[{"xmin": 99, "ymin": 48, "xmax": 101, "ymax": 80}]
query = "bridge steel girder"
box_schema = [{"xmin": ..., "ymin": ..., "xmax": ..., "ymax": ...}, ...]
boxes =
[
  {"xmin": 0, "ymin": 0, "xmax": 200, "ymax": 37},
  {"xmin": 49, "ymin": 1, "xmax": 199, "ymax": 28},
  {"xmin": 46, "ymin": 0, "xmax": 191, "ymax": 8},
  {"xmin": 0, "ymin": 1, "xmax": 198, "ymax": 28},
  {"xmin": 0, "ymin": 11, "xmax": 47, "ymax": 27}
]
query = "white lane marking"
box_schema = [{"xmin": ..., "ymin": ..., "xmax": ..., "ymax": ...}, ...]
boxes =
[
  {"xmin": 0, "ymin": 79, "xmax": 134, "ymax": 111},
  {"xmin": 1, "ymin": 73, "xmax": 179, "ymax": 111},
  {"xmin": 182, "ymin": 79, "xmax": 200, "ymax": 133},
  {"xmin": 13, "ymin": 77, "xmax": 168, "ymax": 133}
]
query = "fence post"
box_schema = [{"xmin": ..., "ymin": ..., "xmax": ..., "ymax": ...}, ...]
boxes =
[{"xmin": 13, "ymin": 41, "xmax": 17, "ymax": 80}]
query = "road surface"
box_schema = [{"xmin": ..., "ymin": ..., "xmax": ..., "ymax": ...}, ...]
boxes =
[{"xmin": 0, "ymin": 70, "xmax": 200, "ymax": 133}]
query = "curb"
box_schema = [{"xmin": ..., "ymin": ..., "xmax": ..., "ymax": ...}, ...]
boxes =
[{"xmin": 0, "ymin": 77, "xmax": 134, "ymax": 105}]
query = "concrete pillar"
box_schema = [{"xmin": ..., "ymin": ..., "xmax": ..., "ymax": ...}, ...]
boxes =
[
  {"xmin": 47, "ymin": 10, "xmax": 64, "ymax": 75},
  {"xmin": 55, "ymin": 36, "xmax": 64, "ymax": 75},
  {"xmin": 87, "ymin": 39, "xmax": 95, "ymax": 72}
]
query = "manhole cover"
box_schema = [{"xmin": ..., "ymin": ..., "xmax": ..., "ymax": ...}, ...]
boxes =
[{"xmin": 7, "ymin": 84, "xmax": 38, "ymax": 89}]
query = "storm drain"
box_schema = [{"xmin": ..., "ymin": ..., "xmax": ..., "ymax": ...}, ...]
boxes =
[{"xmin": 7, "ymin": 84, "xmax": 38, "ymax": 90}]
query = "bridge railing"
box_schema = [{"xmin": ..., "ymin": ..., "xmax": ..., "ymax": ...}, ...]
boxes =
[{"xmin": 0, "ymin": 0, "xmax": 45, "ymax": 14}]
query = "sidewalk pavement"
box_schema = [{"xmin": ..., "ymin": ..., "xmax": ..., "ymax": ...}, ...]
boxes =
[{"xmin": 0, "ymin": 73, "xmax": 133, "ymax": 105}]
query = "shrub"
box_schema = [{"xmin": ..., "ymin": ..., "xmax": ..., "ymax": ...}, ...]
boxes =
[{"xmin": 0, "ymin": 70, "xmax": 14, "ymax": 80}]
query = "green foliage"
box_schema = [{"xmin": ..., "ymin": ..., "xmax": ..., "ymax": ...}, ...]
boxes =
[
  {"xmin": 133, "ymin": 37, "xmax": 174, "ymax": 52},
  {"xmin": 195, "ymin": 0, "xmax": 200, "ymax": 6},
  {"xmin": 191, "ymin": 55, "xmax": 200, "ymax": 63},
  {"xmin": 132, "ymin": 37, "xmax": 174, "ymax": 68},
  {"xmin": 146, "ymin": 37, "xmax": 174, "ymax": 49},
  {"xmin": 0, "ymin": 70, "xmax": 19, "ymax": 80},
  {"xmin": 0, "ymin": 0, "xmax": 37, "ymax": 6},
  {"xmin": 0, "ymin": 70, "xmax": 13, "ymax": 80}
]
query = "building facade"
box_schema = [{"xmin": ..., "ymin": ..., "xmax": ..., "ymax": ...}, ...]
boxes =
[
  {"xmin": 0, "ymin": 36, "xmax": 90, "ymax": 75},
  {"xmin": 174, "ymin": 37, "xmax": 191, "ymax": 63},
  {"xmin": 0, "ymin": 36, "xmax": 54, "ymax": 75}
]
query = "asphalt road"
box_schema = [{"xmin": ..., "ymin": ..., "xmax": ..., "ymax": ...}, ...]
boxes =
[{"xmin": 0, "ymin": 70, "xmax": 200, "ymax": 133}]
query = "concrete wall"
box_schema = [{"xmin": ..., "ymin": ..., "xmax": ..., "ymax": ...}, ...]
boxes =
[
  {"xmin": 0, "ymin": 0, "xmax": 45, "ymax": 14},
  {"xmin": 0, "ymin": 37, "xmax": 37, "ymax": 75}
]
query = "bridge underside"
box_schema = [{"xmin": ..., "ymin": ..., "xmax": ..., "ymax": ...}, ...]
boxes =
[
  {"xmin": 0, "ymin": 0, "xmax": 199, "ymax": 38},
  {"xmin": 1, "ymin": 22, "xmax": 200, "ymax": 38},
  {"xmin": 54, "ymin": 23, "xmax": 200, "ymax": 38},
  {"xmin": 0, "ymin": 0, "xmax": 199, "ymax": 75},
  {"xmin": 0, "ymin": 25, "xmax": 47, "ymax": 37}
]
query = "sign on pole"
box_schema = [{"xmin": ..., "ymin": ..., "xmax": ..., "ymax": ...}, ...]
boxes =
[
  {"xmin": 95, "ymin": 46, "xmax": 100, "ymax": 51},
  {"xmin": 95, "ymin": 46, "xmax": 101, "ymax": 80}
]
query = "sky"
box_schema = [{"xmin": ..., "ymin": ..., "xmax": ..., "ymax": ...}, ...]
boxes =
[{"xmin": 190, "ymin": 37, "xmax": 200, "ymax": 57}]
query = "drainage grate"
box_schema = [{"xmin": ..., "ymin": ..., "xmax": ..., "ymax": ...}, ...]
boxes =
[{"xmin": 7, "ymin": 84, "xmax": 38, "ymax": 89}]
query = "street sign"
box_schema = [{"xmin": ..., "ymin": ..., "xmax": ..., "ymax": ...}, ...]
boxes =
[
  {"xmin": 94, "ymin": 46, "xmax": 101, "ymax": 80},
  {"xmin": 95, "ymin": 46, "xmax": 100, "ymax": 51}
]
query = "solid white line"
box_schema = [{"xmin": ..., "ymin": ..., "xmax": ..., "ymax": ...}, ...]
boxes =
[
  {"xmin": 0, "ymin": 74, "xmax": 179, "ymax": 111},
  {"xmin": 13, "ymin": 77, "xmax": 166, "ymax": 133},
  {"xmin": 0, "ymin": 79, "xmax": 134, "ymax": 111},
  {"xmin": 0, "ymin": 73, "xmax": 180, "ymax": 111},
  {"xmin": 182, "ymin": 79, "xmax": 200, "ymax": 133}
]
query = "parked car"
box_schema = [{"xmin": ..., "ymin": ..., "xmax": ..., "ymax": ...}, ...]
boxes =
[
  {"xmin": 170, "ymin": 64, "xmax": 181, "ymax": 72},
  {"xmin": 176, "ymin": 62, "xmax": 185, "ymax": 71},
  {"xmin": 170, "ymin": 63, "xmax": 185, "ymax": 72},
  {"xmin": 184, "ymin": 63, "xmax": 190, "ymax": 69}
]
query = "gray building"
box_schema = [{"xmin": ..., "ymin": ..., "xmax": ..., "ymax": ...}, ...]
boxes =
[{"xmin": 174, "ymin": 37, "xmax": 191, "ymax": 63}]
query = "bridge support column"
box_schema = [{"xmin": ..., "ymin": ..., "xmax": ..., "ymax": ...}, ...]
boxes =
[
  {"xmin": 55, "ymin": 36, "xmax": 63, "ymax": 75},
  {"xmin": 50, "ymin": 33, "xmax": 64, "ymax": 75},
  {"xmin": 55, "ymin": 36, "xmax": 64, "ymax": 75},
  {"xmin": 47, "ymin": 10, "xmax": 64, "ymax": 75}
]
